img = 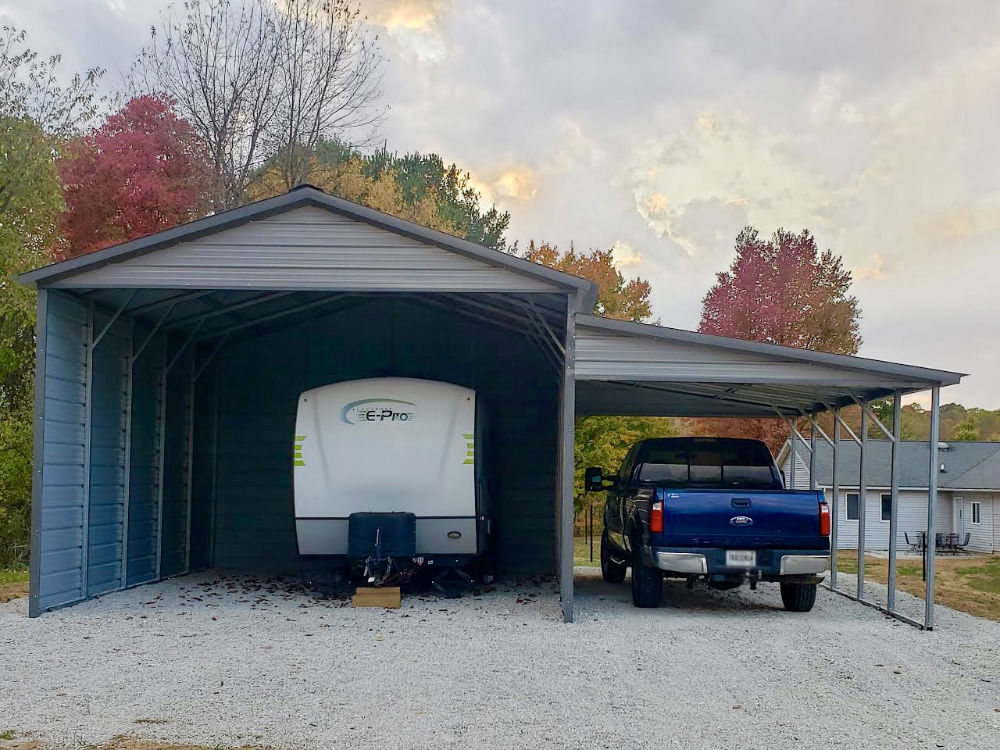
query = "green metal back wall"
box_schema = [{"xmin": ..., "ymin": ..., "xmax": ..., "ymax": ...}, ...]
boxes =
[{"xmin": 207, "ymin": 297, "xmax": 560, "ymax": 576}]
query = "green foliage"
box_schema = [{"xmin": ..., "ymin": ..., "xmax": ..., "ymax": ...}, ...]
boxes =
[
  {"xmin": 0, "ymin": 116, "xmax": 64, "ymax": 565},
  {"xmin": 250, "ymin": 140, "xmax": 511, "ymax": 250},
  {"xmin": 574, "ymin": 415, "xmax": 676, "ymax": 516},
  {"xmin": 865, "ymin": 401, "xmax": 1000, "ymax": 442}
]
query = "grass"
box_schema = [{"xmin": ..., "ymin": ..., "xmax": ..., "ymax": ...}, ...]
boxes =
[
  {"xmin": 0, "ymin": 564, "xmax": 29, "ymax": 603},
  {"xmin": 574, "ymin": 536, "xmax": 600, "ymax": 567},
  {"xmin": 835, "ymin": 551, "xmax": 1000, "ymax": 622}
]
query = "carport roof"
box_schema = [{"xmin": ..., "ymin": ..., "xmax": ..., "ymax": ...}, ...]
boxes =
[
  {"xmin": 574, "ymin": 315, "xmax": 964, "ymax": 417},
  {"xmin": 17, "ymin": 184, "xmax": 598, "ymax": 306}
]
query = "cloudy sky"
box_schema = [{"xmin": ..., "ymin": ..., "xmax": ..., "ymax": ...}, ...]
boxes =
[{"xmin": 3, "ymin": 0, "xmax": 998, "ymax": 407}]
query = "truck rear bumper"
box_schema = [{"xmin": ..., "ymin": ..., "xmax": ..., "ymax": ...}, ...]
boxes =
[
  {"xmin": 645, "ymin": 546, "xmax": 829, "ymax": 578},
  {"xmin": 653, "ymin": 551, "xmax": 708, "ymax": 575}
]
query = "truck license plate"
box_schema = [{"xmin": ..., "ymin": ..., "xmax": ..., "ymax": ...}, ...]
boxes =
[{"xmin": 725, "ymin": 550, "xmax": 756, "ymax": 567}]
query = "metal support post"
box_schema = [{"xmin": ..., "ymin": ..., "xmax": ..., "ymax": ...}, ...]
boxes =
[
  {"xmin": 558, "ymin": 298, "xmax": 578, "ymax": 623},
  {"xmin": 830, "ymin": 408, "xmax": 841, "ymax": 588},
  {"xmin": 184, "ymin": 348, "xmax": 196, "ymax": 574},
  {"xmin": 155, "ymin": 335, "xmax": 168, "ymax": 580},
  {"xmin": 788, "ymin": 415, "xmax": 797, "ymax": 489},
  {"xmin": 857, "ymin": 405, "xmax": 868, "ymax": 599},
  {"xmin": 808, "ymin": 413, "xmax": 817, "ymax": 491},
  {"xmin": 925, "ymin": 388, "xmax": 940, "ymax": 629},
  {"xmin": 120, "ymin": 317, "xmax": 135, "ymax": 588},
  {"xmin": 887, "ymin": 393, "xmax": 902, "ymax": 611},
  {"xmin": 80, "ymin": 301, "xmax": 95, "ymax": 597}
]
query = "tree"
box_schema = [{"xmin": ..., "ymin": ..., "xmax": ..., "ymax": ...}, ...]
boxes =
[
  {"xmin": 0, "ymin": 117, "xmax": 65, "ymax": 565},
  {"xmin": 0, "ymin": 25, "xmax": 101, "ymax": 565},
  {"xmin": 521, "ymin": 241, "xmax": 654, "ymax": 322},
  {"xmin": 248, "ymin": 142, "xmax": 511, "ymax": 250},
  {"xmin": 519, "ymin": 239, "xmax": 671, "ymax": 519},
  {"xmin": 0, "ymin": 25, "xmax": 103, "ymax": 137},
  {"xmin": 691, "ymin": 227, "xmax": 863, "ymax": 452},
  {"xmin": 269, "ymin": 0, "xmax": 383, "ymax": 190},
  {"xmin": 700, "ymin": 227, "xmax": 861, "ymax": 353},
  {"xmin": 135, "ymin": 0, "xmax": 384, "ymax": 209},
  {"xmin": 58, "ymin": 95, "xmax": 214, "ymax": 257}
]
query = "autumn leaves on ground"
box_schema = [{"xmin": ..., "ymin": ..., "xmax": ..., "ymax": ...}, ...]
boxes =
[
  {"xmin": 0, "ymin": 736, "xmax": 269, "ymax": 750},
  {"xmin": 836, "ymin": 552, "xmax": 1000, "ymax": 621}
]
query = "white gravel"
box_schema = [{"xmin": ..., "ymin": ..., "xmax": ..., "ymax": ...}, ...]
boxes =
[{"xmin": 2, "ymin": 568, "xmax": 1000, "ymax": 750}]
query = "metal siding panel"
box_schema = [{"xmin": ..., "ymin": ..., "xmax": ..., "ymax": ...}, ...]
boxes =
[
  {"xmin": 126, "ymin": 328, "xmax": 163, "ymax": 587},
  {"xmin": 47, "ymin": 206, "xmax": 557, "ymax": 293},
  {"xmin": 86, "ymin": 311, "xmax": 129, "ymax": 598},
  {"xmin": 34, "ymin": 292, "xmax": 88, "ymax": 612},
  {"xmin": 574, "ymin": 325, "xmax": 943, "ymax": 392}
]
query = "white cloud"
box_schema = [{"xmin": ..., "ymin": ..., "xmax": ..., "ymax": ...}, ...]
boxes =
[{"xmin": 364, "ymin": 0, "xmax": 451, "ymax": 64}]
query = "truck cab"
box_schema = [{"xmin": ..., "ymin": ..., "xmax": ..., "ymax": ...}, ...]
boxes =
[{"xmin": 587, "ymin": 437, "xmax": 830, "ymax": 611}]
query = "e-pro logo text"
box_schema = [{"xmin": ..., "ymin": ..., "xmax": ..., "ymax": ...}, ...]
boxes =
[{"xmin": 341, "ymin": 398, "xmax": 416, "ymax": 424}]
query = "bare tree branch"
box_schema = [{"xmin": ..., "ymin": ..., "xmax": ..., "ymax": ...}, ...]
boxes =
[{"xmin": 133, "ymin": 0, "xmax": 384, "ymax": 209}]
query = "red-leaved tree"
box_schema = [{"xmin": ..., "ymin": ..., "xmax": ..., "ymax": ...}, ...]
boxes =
[
  {"xmin": 57, "ymin": 95, "xmax": 212, "ymax": 257},
  {"xmin": 690, "ymin": 227, "xmax": 862, "ymax": 451}
]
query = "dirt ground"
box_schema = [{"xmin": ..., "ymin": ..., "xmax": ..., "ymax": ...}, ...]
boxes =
[{"xmin": 836, "ymin": 551, "xmax": 1000, "ymax": 621}]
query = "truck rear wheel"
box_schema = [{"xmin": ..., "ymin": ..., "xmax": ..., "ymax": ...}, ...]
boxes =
[
  {"xmin": 600, "ymin": 530, "xmax": 627, "ymax": 583},
  {"xmin": 780, "ymin": 582, "xmax": 817, "ymax": 612},
  {"xmin": 630, "ymin": 545, "xmax": 663, "ymax": 608}
]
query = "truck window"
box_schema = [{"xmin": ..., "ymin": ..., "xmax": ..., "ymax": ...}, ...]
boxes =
[
  {"xmin": 637, "ymin": 441, "xmax": 780, "ymax": 489},
  {"xmin": 617, "ymin": 444, "xmax": 640, "ymax": 484}
]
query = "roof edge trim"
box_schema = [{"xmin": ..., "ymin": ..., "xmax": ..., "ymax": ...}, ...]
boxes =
[{"xmin": 576, "ymin": 314, "xmax": 965, "ymax": 387}]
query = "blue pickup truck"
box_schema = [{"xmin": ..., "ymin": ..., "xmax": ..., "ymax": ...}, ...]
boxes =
[{"xmin": 586, "ymin": 437, "xmax": 830, "ymax": 611}]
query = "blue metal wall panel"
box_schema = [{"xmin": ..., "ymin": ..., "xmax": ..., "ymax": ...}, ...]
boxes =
[
  {"xmin": 159, "ymin": 341, "xmax": 193, "ymax": 578},
  {"xmin": 86, "ymin": 312, "xmax": 129, "ymax": 597},
  {"xmin": 210, "ymin": 298, "xmax": 559, "ymax": 575},
  {"xmin": 36, "ymin": 292, "xmax": 88, "ymax": 611},
  {"xmin": 126, "ymin": 328, "xmax": 162, "ymax": 587}
]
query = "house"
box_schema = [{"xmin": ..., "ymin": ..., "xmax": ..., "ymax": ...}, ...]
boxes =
[{"xmin": 777, "ymin": 439, "xmax": 999, "ymax": 553}]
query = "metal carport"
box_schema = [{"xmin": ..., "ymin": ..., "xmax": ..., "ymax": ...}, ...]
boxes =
[
  {"xmin": 569, "ymin": 315, "xmax": 963, "ymax": 628},
  {"xmin": 20, "ymin": 185, "xmax": 964, "ymax": 628}
]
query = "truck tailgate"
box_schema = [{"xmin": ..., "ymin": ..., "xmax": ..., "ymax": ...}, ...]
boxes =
[{"xmin": 655, "ymin": 488, "xmax": 827, "ymax": 550}]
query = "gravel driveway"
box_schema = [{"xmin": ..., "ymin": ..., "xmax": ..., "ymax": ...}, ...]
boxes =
[{"xmin": 2, "ymin": 568, "xmax": 999, "ymax": 750}]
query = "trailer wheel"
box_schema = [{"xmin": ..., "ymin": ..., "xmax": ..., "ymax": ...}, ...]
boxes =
[
  {"xmin": 630, "ymin": 544, "xmax": 663, "ymax": 608},
  {"xmin": 600, "ymin": 530, "xmax": 627, "ymax": 583},
  {"xmin": 780, "ymin": 582, "xmax": 817, "ymax": 612}
]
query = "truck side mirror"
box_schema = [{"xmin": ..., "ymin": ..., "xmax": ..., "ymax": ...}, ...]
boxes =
[
  {"xmin": 585, "ymin": 467, "xmax": 605, "ymax": 493},
  {"xmin": 779, "ymin": 469, "xmax": 787, "ymax": 488}
]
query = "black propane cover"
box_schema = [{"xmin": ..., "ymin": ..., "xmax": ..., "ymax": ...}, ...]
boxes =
[{"xmin": 348, "ymin": 512, "xmax": 417, "ymax": 558}]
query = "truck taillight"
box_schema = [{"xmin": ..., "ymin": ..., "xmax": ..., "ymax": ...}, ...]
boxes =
[
  {"xmin": 650, "ymin": 500, "xmax": 664, "ymax": 533},
  {"xmin": 819, "ymin": 501, "xmax": 831, "ymax": 536}
]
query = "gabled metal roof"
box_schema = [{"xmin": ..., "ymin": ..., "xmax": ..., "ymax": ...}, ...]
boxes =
[
  {"xmin": 18, "ymin": 185, "xmax": 598, "ymax": 306},
  {"xmin": 574, "ymin": 315, "xmax": 964, "ymax": 417}
]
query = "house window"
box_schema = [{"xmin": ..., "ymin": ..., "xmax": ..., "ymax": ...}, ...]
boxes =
[
  {"xmin": 846, "ymin": 493, "xmax": 860, "ymax": 520},
  {"xmin": 881, "ymin": 494, "xmax": 892, "ymax": 522},
  {"xmin": 972, "ymin": 501, "xmax": 982, "ymax": 525}
]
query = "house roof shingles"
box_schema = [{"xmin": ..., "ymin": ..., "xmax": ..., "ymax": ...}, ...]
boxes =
[{"xmin": 785, "ymin": 439, "xmax": 1000, "ymax": 490}]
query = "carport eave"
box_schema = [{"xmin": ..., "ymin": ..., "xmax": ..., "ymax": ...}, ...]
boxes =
[
  {"xmin": 17, "ymin": 187, "xmax": 598, "ymax": 303},
  {"xmin": 575, "ymin": 314, "xmax": 965, "ymax": 388}
]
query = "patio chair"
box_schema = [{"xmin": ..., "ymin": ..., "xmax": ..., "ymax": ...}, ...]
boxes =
[
  {"xmin": 954, "ymin": 533, "xmax": 971, "ymax": 554},
  {"xmin": 904, "ymin": 532, "xmax": 923, "ymax": 553}
]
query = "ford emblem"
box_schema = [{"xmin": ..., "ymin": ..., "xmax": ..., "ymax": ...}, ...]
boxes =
[{"xmin": 729, "ymin": 515, "xmax": 753, "ymax": 526}]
